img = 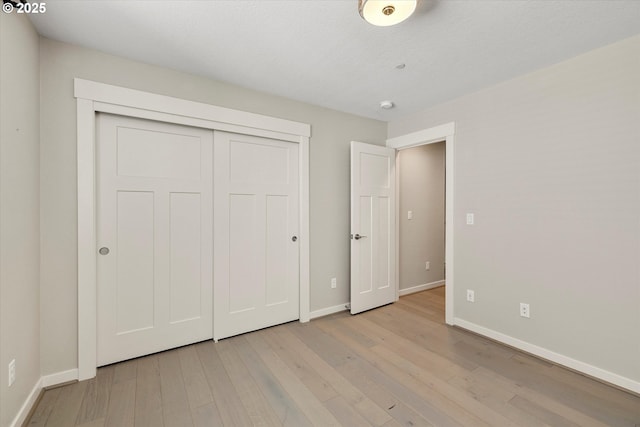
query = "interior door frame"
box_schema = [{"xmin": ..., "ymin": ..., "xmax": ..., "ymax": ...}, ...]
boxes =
[
  {"xmin": 386, "ymin": 122, "xmax": 455, "ymax": 325},
  {"xmin": 75, "ymin": 78, "xmax": 311, "ymax": 380}
]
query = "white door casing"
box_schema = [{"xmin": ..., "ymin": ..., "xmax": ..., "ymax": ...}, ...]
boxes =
[
  {"xmin": 214, "ymin": 131, "xmax": 300, "ymax": 340},
  {"xmin": 96, "ymin": 114, "xmax": 213, "ymax": 366},
  {"xmin": 77, "ymin": 79, "xmax": 310, "ymax": 380},
  {"xmin": 350, "ymin": 141, "xmax": 397, "ymax": 314},
  {"xmin": 386, "ymin": 122, "xmax": 455, "ymax": 325}
]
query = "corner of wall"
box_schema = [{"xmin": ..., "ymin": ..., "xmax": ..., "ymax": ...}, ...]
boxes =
[{"xmin": 0, "ymin": 11, "xmax": 42, "ymax": 427}]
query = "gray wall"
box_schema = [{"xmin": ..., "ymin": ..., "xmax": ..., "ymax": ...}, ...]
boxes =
[
  {"xmin": 389, "ymin": 35, "xmax": 640, "ymax": 382},
  {"xmin": 0, "ymin": 13, "xmax": 41, "ymax": 427},
  {"xmin": 39, "ymin": 38, "xmax": 387, "ymax": 376},
  {"xmin": 398, "ymin": 143, "xmax": 445, "ymax": 290}
]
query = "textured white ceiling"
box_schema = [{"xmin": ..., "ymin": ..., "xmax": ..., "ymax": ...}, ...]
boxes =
[{"xmin": 29, "ymin": 0, "xmax": 640, "ymax": 121}]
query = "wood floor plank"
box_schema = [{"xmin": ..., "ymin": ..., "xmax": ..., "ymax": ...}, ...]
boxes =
[
  {"xmin": 362, "ymin": 306, "xmax": 479, "ymax": 371},
  {"xmin": 190, "ymin": 402, "xmax": 224, "ymax": 427},
  {"xmin": 75, "ymin": 418, "xmax": 105, "ymax": 427},
  {"xmin": 232, "ymin": 335, "xmax": 313, "ymax": 427},
  {"xmin": 447, "ymin": 370, "xmax": 549, "ymax": 427},
  {"xmin": 343, "ymin": 314, "xmax": 470, "ymax": 381},
  {"xmin": 26, "ymin": 288, "xmax": 640, "ymax": 427},
  {"xmin": 323, "ymin": 396, "xmax": 371, "ymax": 427},
  {"xmin": 286, "ymin": 321, "xmax": 356, "ymax": 368},
  {"xmin": 381, "ymin": 419, "xmax": 405, "ymax": 427},
  {"xmin": 262, "ymin": 328, "xmax": 338, "ymax": 402},
  {"xmin": 74, "ymin": 377, "xmax": 99, "ymax": 426},
  {"xmin": 509, "ymin": 395, "xmax": 580, "ymax": 427},
  {"xmin": 472, "ymin": 366, "xmax": 612, "ymax": 427},
  {"xmin": 315, "ymin": 313, "xmax": 378, "ymax": 349},
  {"xmin": 134, "ymin": 355, "xmax": 163, "ymax": 427},
  {"xmin": 195, "ymin": 340, "xmax": 253, "ymax": 426},
  {"xmin": 41, "ymin": 382, "xmax": 87, "ymax": 427},
  {"xmin": 112, "ymin": 359, "xmax": 137, "ymax": 384},
  {"xmin": 287, "ymin": 321, "xmax": 435, "ymax": 427},
  {"xmin": 245, "ymin": 331, "xmax": 342, "ymax": 426},
  {"xmin": 371, "ymin": 345, "xmax": 518, "ymax": 426},
  {"xmin": 272, "ymin": 326, "xmax": 391, "ymax": 426},
  {"xmin": 513, "ymin": 351, "xmax": 640, "ymax": 417},
  {"xmin": 395, "ymin": 303, "xmax": 516, "ymax": 360},
  {"xmin": 75, "ymin": 364, "xmax": 114, "ymax": 425},
  {"xmin": 157, "ymin": 350, "xmax": 194, "ymax": 427},
  {"xmin": 216, "ymin": 337, "xmax": 282, "ymax": 426},
  {"xmin": 317, "ymin": 318, "xmax": 492, "ymax": 427},
  {"xmin": 177, "ymin": 345, "xmax": 213, "ymax": 410},
  {"xmin": 26, "ymin": 387, "xmax": 61, "ymax": 427},
  {"xmin": 338, "ymin": 358, "xmax": 435, "ymax": 427},
  {"xmin": 395, "ymin": 296, "xmax": 445, "ymax": 323},
  {"xmin": 454, "ymin": 340, "xmax": 640, "ymax": 426},
  {"xmin": 103, "ymin": 379, "xmax": 135, "ymax": 427}
]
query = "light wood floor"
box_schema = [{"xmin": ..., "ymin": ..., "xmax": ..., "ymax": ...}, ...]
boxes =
[{"xmin": 27, "ymin": 287, "xmax": 640, "ymax": 426}]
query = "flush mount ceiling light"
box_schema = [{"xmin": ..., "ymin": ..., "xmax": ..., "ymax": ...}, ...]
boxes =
[
  {"xmin": 380, "ymin": 100, "xmax": 394, "ymax": 109},
  {"xmin": 359, "ymin": 0, "xmax": 417, "ymax": 26}
]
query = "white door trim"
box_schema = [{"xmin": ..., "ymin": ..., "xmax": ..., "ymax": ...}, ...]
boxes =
[
  {"xmin": 76, "ymin": 78, "xmax": 311, "ymax": 380},
  {"xmin": 386, "ymin": 122, "xmax": 455, "ymax": 325}
]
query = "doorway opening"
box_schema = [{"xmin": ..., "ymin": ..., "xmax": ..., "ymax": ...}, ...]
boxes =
[
  {"xmin": 386, "ymin": 122, "xmax": 455, "ymax": 325},
  {"xmin": 397, "ymin": 141, "xmax": 446, "ymax": 319}
]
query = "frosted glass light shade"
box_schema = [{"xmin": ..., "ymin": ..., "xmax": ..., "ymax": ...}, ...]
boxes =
[{"xmin": 359, "ymin": 0, "xmax": 417, "ymax": 26}]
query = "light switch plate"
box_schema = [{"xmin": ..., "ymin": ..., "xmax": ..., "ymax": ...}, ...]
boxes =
[
  {"xmin": 466, "ymin": 213, "xmax": 474, "ymax": 225},
  {"xmin": 8, "ymin": 359, "xmax": 15, "ymax": 387}
]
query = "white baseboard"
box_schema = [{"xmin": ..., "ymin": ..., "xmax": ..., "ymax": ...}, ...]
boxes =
[
  {"xmin": 310, "ymin": 303, "xmax": 348, "ymax": 319},
  {"xmin": 399, "ymin": 280, "xmax": 445, "ymax": 296},
  {"xmin": 9, "ymin": 368, "xmax": 79, "ymax": 427},
  {"xmin": 453, "ymin": 317, "xmax": 640, "ymax": 395},
  {"xmin": 9, "ymin": 377, "xmax": 42, "ymax": 427},
  {"xmin": 42, "ymin": 368, "xmax": 78, "ymax": 388}
]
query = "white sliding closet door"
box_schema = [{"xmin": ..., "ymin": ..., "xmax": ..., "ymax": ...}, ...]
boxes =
[
  {"xmin": 96, "ymin": 114, "xmax": 213, "ymax": 366},
  {"xmin": 214, "ymin": 131, "xmax": 300, "ymax": 341}
]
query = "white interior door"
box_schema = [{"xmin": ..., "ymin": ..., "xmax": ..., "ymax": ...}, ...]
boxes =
[
  {"xmin": 214, "ymin": 131, "xmax": 299, "ymax": 340},
  {"xmin": 96, "ymin": 114, "xmax": 213, "ymax": 366},
  {"xmin": 350, "ymin": 141, "xmax": 397, "ymax": 314}
]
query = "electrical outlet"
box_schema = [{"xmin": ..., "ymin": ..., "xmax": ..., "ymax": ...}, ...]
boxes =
[
  {"xmin": 331, "ymin": 277, "xmax": 337, "ymax": 289},
  {"xmin": 466, "ymin": 289, "xmax": 475, "ymax": 302},
  {"xmin": 520, "ymin": 303, "xmax": 530, "ymax": 318},
  {"xmin": 8, "ymin": 359, "xmax": 15, "ymax": 387},
  {"xmin": 425, "ymin": 261, "xmax": 430, "ymax": 270}
]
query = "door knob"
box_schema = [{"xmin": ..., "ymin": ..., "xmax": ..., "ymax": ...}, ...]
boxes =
[
  {"xmin": 291, "ymin": 236, "xmax": 298, "ymax": 242},
  {"xmin": 98, "ymin": 247, "xmax": 110, "ymax": 255},
  {"xmin": 353, "ymin": 234, "xmax": 367, "ymax": 240}
]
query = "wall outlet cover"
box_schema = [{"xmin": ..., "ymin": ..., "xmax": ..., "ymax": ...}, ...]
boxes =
[
  {"xmin": 466, "ymin": 289, "xmax": 475, "ymax": 302},
  {"xmin": 520, "ymin": 303, "xmax": 530, "ymax": 318}
]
